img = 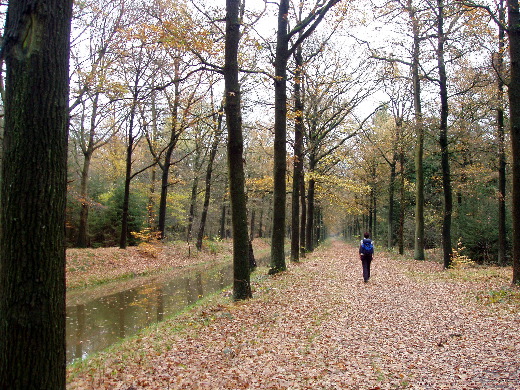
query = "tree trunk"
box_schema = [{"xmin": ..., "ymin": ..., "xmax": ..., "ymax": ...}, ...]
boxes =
[
  {"xmin": 76, "ymin": 152, "xmax": 92, "ymax": 248},
  {"xmin": 388, "ymin": 159, "xmax": 397, "ymax": 248},
  {"xmin": 291, "ymin": 45, "xmax": 304, "ymax": 262},
  {"xmin": 76, "ymin": 93, "xmax": 100, "ymax": 248},
  {"xmin": 388, "ymin": 117, "xmax": 403, "ymax": 249},
  {"xmin": 408, "ymin": 0, "xmax": 425, "ymax": 260},
  {"xmin": 315, "ymin": 206, "xmax": 321, "ymax": 247},
  {"xmin": 186, "ymin": 173, "xmax": 199, "ymax": 243},
  {"xmin": 497, "ymin": 0, "xmax": 507, "ymax": 265},
  {"xmin": 507, "ymin": 0, "xmax": 520, "ymax": 284},
  {"xmin": 0, "ymin": 0, "xmax": 73, "ymax": 387},
  {"xmin": 196, "ymin": 106, "xmax": 223, "ymax": 250},
  {"xmin": 147, "ymin": 89, "xmax": 159, "ymax": 230},
  {"xmin": 186, "ymin": 147, "xmax": 201, "ymax": 243},
  {"xmin": 158, "ymin": 60, "xmax": 181, "ymax": 239},
  {"xmin": 270, "ymin": 0, "xmax": 290, "ymax": 274},
  {"xmin": 119, "ymin": 92, "xmax": 138, "ymax": 249},
  {"xmin": 306, "ymin": 174, "xmax": 316, "ymax": 252},
  {"xmin": 437, "ymin": 0, "xmax": 453, "ymax": 269},
  {"xmin": 369, "ymin": 163, "xmax": 376, "ymax": 235},
  {"xmin": 219, "ymin": 202, "xmax": 227, "ymax": 239},
  {"xmin": 250, "ymin": 209, "xmax": 256, "ymax": 241},
  {"xmin": 300, "ymin": 173, "xmax": 307, "ymax": 258},
  {"xmin": 225, "ymin": 0, "xmax": 252, "ymax": 299},
  {"xmin": 398, "ymin": 147, "xmax": 405, "ymax": 255},
  {"xmin": 148, "ymin": 167, "xmax": 157, "ymax": 229}
]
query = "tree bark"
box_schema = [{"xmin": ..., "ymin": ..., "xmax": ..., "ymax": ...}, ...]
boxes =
[
  {"xmin": 196, "ymin": 105, "xmax": 223, "ymax": 250},
  {"xmin": 76, "ymin": 151, "xmax": 92, "ymax": 248},
  {"xmin": 250, "ymin": 209, "xmax": 256, "ymax": 241},
  {"xmin": 119, "ymin": 89, "xmax": 138, "ymax": 249},
  {"xmin": 507, "ymin": 0, "xmax": 520, "ymax": 284},
  {"xmin": 225, "ymin": 0, "xmax": 252, "ymax": 299},
  {"xmin": 291, "ymin": 45, "xmax": 304, "ymax": 262},
  {"xmin": 76, "ymin": 93, "xmax": 100, "ymax": 248},
  {"xmin": 0, "ymin": 0, "xmax": 73, "ymax": 388},
  {"xmin": 497, "ymin": 0, "xmax": 507, "ymax": 265},
  {"xmin": 388, "ymin": 116, "xmax": 402, "ymax": 249},
  {"xmin": 437, "ymin": 0, "xmax": 453, "ymax": 269},
  {"xmin": 258, "ymin": 208, "xmax": 264, "ymax": 238},
  {"xmin": 186, "ymin": 145, "xmax": 201, "ymax": 243},
  {"xmin": 158, "ymin": 60, "xmax": 181, "ymax": 239},
  {"xmin": 147, "ymin": 89, "xmax": 159, "ymax": 230},
  {"xmin": 398, "ymin": 146, "xmax": 405, "ymax": 255},
  {"xmin": 270, "ymin": 0, "xmax": 290, "ymax": 274},
  {"xmin": 408, "ymin": 0, "xmax": 425, "ymax": 260},
  {"xmin": 306, "ymin": 173, "xmax": 316, "ymax": 252},
  {"xmin": 388, "ymin": 157, "xmax": 397, "ymax": 248},
  {"xmin": 219, "ymin": 201, "xmax": 227, "ymax": 239},
  {"xmin": 269, "ymin": 0, "xmax": 340, "ymax": 271},
  {"xmin": 300, "ymin": 173, "xmax": 307, "ymax": 258}
]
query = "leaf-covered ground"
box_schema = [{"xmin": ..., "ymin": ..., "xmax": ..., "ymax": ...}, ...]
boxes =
[{"xmin": 67, "ymin": 240, "xmax": 520, "ymax": 389}]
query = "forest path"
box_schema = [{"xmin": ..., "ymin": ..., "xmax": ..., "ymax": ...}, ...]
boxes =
[{"xmin": 68, "ymin": 239, "xmax": 520, "ymax": 390}]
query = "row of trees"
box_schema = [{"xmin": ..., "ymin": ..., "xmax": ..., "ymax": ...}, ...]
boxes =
[
  {"xmin": 348, "ymin": 0, "xmax": 507, "ymax": 267},
  {"xmin": 65, "ymin": 0, "xmax": 355, "ymax": 269},
  {"xmin": 58, "ymin": 0, "xmax": 520, "ymax": 280},
  {"xmin": 2, "ymin": 0, "xmax": 520, "ymax": 387}
]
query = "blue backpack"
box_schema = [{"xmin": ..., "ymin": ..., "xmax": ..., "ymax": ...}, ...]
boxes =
[{"xmin": 361, "ymin": 239, "xmax": 374, "ymax": 255}]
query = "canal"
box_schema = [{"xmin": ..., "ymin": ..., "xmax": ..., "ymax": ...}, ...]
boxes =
[{"xmin": 66, "ymin": 261, "xmax": 234, "ymax": 364}]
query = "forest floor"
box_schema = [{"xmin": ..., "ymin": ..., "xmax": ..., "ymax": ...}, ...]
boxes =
[{"xmin": 66, "ymin": 239, "xmax": 520, "ymax": 390}]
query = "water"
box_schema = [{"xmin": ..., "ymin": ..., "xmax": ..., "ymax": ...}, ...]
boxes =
[{"xmin": 66, "ymin": 262, "xmax": 233, "ymax": 364}]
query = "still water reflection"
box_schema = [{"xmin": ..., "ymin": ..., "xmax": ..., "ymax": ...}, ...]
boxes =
[{"xmin": 66, "ymin": 263, "xmax": 232, "ymax": 364}]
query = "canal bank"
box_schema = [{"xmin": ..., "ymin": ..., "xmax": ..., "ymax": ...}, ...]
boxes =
[{"xmin": 66, "ymin": 239, "xmax": 270, "ymax": 364}]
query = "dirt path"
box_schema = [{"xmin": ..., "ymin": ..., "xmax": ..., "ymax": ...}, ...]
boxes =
[{"xmin": 67, "ymin": 240, "xmax": 520, "ymax": 389}]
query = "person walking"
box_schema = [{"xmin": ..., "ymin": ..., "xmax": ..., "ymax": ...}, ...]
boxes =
[{"xmin": 359, "ymin": 232, "xmax": 374, "ymax": 283}]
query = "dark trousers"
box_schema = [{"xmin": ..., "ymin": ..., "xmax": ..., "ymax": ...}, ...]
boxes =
[{"xmin": 361, "ymin": 254, "xmax": 372, "ymax": 281}]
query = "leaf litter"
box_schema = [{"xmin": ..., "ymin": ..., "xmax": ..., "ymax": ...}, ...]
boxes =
[{"xmin": 67, "ymin": 240, "xmax": 520, "ymax": 389}]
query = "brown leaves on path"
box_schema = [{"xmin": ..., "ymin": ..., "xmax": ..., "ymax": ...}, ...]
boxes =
[{"xmin": 67, "ymin": 240, "xmax": 520, "ymax": 389}]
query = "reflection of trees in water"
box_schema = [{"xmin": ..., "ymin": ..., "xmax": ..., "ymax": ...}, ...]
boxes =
[
  {"xmin": 74, "ymin": 304, "xmax": 85, "ymax": 360},
  {"xmin": 156, "ymin": 287, "xmax": 164, "ymax": 322},
  {"xmin": 197, "ymin": 273, "xmax": 204, "ymax": 299},
  {"xmin": 117, "ymin": 292, "xmax": 125, "ymax": 339},
  {"xmin": 185, "ymin": 273, "xmax": 204, "ymax": 305},
  {"xmin": 66, "ymin": 262, "xmax": 245, "ymax": 363}
]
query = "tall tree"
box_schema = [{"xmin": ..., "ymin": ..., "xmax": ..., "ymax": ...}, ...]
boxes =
[
  {"xmin": 460, "ymin": 0, "xmax": 518, "ymax": 281},
  {"xmin": 291, "ymin": 43, "xmax": 304, "ymax": 262},
  {"xmin": 119, "ymin": 47, "xmax": 148, "ymax": 249},
  {"xmin": 196, "ymin": 98, "xmax": 224, "ymax": 251},
  {"xmin": 408, "ymin": 0, "xmax": 426, "ymax": 261},
  {"xmin": 225, "ymin": 0, "xmax": 252, "ymax": 300},
  {"xmin": 507, "ymin": 0, "xmax": 520, "ymax": 284},
  {"xmin": 270, "ymin": 0, "xmax": 342, "ymax": 273},
  {"xmin": 436, "ymin": 0, "xmax": 453, "ymax": 268},
  {"xmin": 70, "ymin": 0, "xmax": 125, "ymax": 247},
  {"xmin": 72, "ymin": 93, "xmax": 118, "ymax": 247},
  {"xmin": 364, "ymin": 0, "xmax": 426, "ymax": 258},
  {"xmin": 270, "ymin": 0, "xmax": 291, "ymax": 273},
  {"xmin": 0, "ymin": 0, "xmax": 73, "ymax": 388},
  {"xmin": 496, "ymin": 0, "xmax": 507, "ymax": 265}
]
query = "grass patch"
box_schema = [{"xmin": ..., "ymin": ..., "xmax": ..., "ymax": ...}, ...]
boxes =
[
  {"xmin": 473, "ymin": 286, "xmax": 520, "ymax": 308},
  {"xmin": 405, "ymin": 262, "xmax": 512, "ymax": 285}
]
